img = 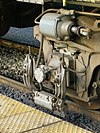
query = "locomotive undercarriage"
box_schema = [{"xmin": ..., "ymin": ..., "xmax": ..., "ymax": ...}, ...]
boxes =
[
  {"xmin": 0, "ymin": 0, "xmax": 100, "ymax": 115},
  {"xmin": 23, "ymin": 8, "xmax": 100, "ymax": 114}
]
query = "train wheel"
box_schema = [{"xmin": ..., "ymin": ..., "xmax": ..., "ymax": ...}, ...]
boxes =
[{"xmin": 0, "ymin": 16, "xmax": 10, "ymax": 37}]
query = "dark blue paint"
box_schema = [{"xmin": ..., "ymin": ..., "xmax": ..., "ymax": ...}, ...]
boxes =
[{"xmin": 2, "ymin": 27, "xmax": 39, "ymax": 47}]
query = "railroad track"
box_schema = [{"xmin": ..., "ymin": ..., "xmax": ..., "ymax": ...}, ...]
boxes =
[
  {"xmin": 0, "ymin": 38, "xmax": 100, "ymax": 132},
  {"xmin": 0, "ymin": 75, "xmax": 30, "ymax": 93},
  {"xmin": 0, "ymin": 74, "xmax": 100, "ymax": 122}
]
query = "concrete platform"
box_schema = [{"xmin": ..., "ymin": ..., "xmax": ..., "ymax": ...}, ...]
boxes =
[{"xmin": 0, "ymin": 94, "xmax": 92, "ymax": 133}]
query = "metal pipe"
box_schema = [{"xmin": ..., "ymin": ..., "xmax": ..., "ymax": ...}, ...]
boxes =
[
  {"xmin": 35, "ymin": 9, "xmax": 58, "ymax": 24},
  {"xmin": 75, "ymin": 11, "xmax": 100, "ymax": 17}
]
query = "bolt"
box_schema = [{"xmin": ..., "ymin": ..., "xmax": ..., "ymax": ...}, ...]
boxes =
[
  {"xmin": 52, "ymin": 97, "xmax": 57, "ymax": 103},
  {"xmin": 88, "ymin": 102, "xmax": 91, "ymax": 106},
  {"xmin": 92, "ymin": 82, "xmax": 97, "ymax": 89}
]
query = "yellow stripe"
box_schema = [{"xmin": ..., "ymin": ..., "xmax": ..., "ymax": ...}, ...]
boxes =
[{"xmin": 0, "ymin": 94, "xmax": 92, "ymax": 133}]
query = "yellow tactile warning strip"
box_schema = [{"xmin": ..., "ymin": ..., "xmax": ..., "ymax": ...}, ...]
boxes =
[{"xmin": 0, "ymin": 94, "xmax": 92, "ymax": 133}]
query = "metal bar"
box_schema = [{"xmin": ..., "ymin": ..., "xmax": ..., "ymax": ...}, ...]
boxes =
[
  {"xmin": 67, "ymin": 1, "xmax": 100, "ymax": 8},
  {"xmin": 65, "ymin": 99, "xmax": 100, "ymax": 121},
  {"xmin": 75, "ymin": 10, "xmax": 100, "ymax": 17},
  {"xmin": 0, "ymin": 75, "xmax": 30, "ymax": 93},
  {"xmin": 0, "ymin": 38, "xmax": 39, "ymax": 53}
]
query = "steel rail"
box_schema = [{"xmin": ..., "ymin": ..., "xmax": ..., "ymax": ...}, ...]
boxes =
[
  {"xmin": 0, "ymin": 75, "xmax": 31, "ymax": 93},
  {"xmin": 65, "ymin": 99, "xmax": 100, "ymax": 121},
  {"xmin": 0, "ymin": 38, "xmax": 39, "ymax": 53}
]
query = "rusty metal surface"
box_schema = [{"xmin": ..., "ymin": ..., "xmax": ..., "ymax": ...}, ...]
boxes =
[
  {"xmin": 0, "ymin": 94, "xmax": 92, "ymax": 133},
  {"xmin": 0, "ymin": 38, "xmax": 39, "ymax": 53},
  {"xmin": 66, "ymin": 99, "xmax": 100, "ymax": 121}
]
